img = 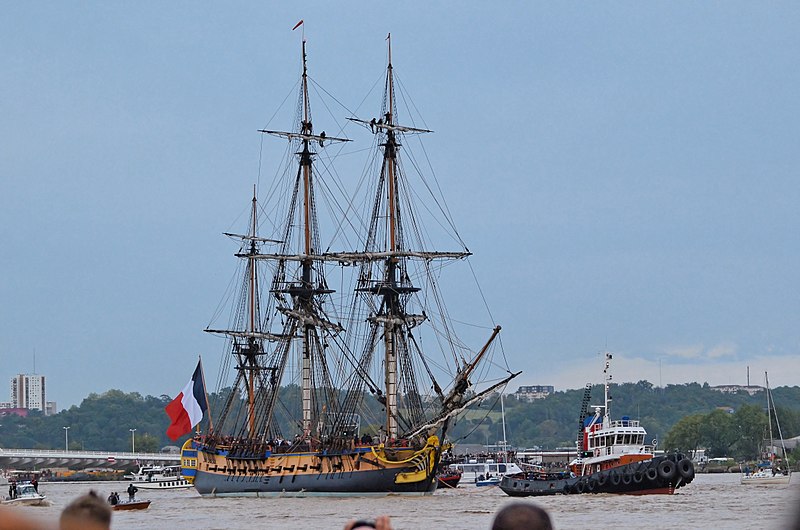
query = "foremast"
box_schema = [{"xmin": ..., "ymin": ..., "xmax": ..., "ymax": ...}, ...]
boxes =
[{"xmin": 204, "ymin": 188, "xmax": 282, "ymax": 437}]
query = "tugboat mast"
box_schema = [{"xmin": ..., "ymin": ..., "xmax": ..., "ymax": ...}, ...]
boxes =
[{"xmin": 603, "ymin": 352, "xmax": 613, "ymax": 427}]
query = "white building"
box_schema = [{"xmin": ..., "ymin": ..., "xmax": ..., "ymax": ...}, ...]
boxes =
[
  {"xmin": 10, "ymin": 374, "xmax": 48, "ymax": 413},
  {"xmin": 513, "ymin": 385, "xmax": 554, "ymax": 402},
  {"xmin": 710, "ymin": 384, "xmax": 763, "ymax": 396}
]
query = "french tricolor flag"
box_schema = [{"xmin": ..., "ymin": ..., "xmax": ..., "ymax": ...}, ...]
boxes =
[{"xmin": 165, "ymin": 360, "xmax": 209, "ymax": 441}]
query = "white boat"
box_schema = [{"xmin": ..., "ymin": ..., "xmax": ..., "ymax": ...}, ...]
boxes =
[
  {"xmin": 125, "ymin": 465, "xmax": 192, "ymax": 489},
  {"xmin": 449, "ymin": 459, "xmax": 523, "ymax": 485},
  {"xmin": 2, "ymin": 482, "xmax": 48, "ymax": 506},
  {"xmin": 741, "ymin": 372, "xmax": 792, "ymax": 485},
  {"xmin": 476, "ymin": 475, "xmax": 502, "ymax": 487},
  {"xmin": 450, "ymin": 392, "xmax": 522, "ymax": 486},
  {"xmin": 741, "ymin": 468, "xmax": 791, "ymax": 485},
  {"xmin": 135, "ymin": 478, "xmax": 191, "ymax": 490}
]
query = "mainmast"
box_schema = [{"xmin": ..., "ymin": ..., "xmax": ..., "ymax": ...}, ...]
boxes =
[
  {"xmin": 383, "ymin": 34, "xmax": 400, "ymax": 439},
  {"xmin": 386, "ymin": 35, "xmax": 397, "ymax": 254},
  {"xmin": 257, "ymin": 39, "xmax": 349, "ymax": 439},
  {"xmin": 299, "ymin": 40, "xmax": 314, "ymax": 437}
]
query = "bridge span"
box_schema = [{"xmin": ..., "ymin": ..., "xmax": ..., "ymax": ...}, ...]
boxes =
[{"xmin": 0, "ymin": 448, "xmax": 180, "ymax": 470}]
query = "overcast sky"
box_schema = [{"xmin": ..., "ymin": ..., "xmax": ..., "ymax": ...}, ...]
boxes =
[{"xmin": 2, "ymin": 3, "xmax": 799, "ymax": 409}]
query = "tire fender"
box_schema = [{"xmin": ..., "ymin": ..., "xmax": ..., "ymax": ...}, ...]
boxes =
[{"xmin": 658, "ymin": 460, "xmax": 675, "ymax": 480}]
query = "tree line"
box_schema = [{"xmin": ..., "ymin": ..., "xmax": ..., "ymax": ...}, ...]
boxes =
[
  {"xmin": 449, "ymin": 380, "xmax": 800, "ymax": 454},
  {"xmin": 663, "ymin": 403, "xmax": 800, "ymax": 460},
  {"xmin": 0, "ymin": 381, "xmax": 798, "ymax": 456}
]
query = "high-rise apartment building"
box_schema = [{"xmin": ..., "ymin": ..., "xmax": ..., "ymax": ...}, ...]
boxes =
[{"xmin": 10, "ymin": 374, "xmax": 46, "ymax": 412}]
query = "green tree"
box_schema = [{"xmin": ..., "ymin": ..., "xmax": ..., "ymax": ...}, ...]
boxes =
[
  {"xmin": 1, "ymin": 382, "xmax": 798, "ymax": 455},
  {"xmin": 136, "ymin": 433, "xmax": 160, "ymax": 453},
  {"xmin": 732, "ymin": 404, "xmax": 767, "ymax": 460},
  {"xmin": 701, "ymin": 409, "xmax": 737, "ymax": 457},
  {"xmin": 664, "ymin": 413, "xmax": 704, "ymax": 456}
]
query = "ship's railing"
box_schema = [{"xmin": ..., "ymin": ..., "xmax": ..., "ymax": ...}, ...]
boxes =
[
  {"xmin": 0, "ymin": 448, "xmax": 179, "ymax": 460},
  {"xmin": 0, "ymin": 448, "xmax": 172, "ymax": 457},
  {"xmin": 595, "ymin": 445, "xmax": 655, "ymax": 457},
  {"xmin": 608, "ymin": 419, "xmax": 640, "ymax": 428}
]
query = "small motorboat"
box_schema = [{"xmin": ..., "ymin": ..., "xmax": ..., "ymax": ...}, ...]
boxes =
[
  {"xmin": 2, "ymin": 482, "xmax": 48, "ymax": 506},
  {"xmin": 436, "ymin": 469, "xmax": 462, "ymax": 489},
  {"xmin": 112, "ymin": 499, "xmax": 151, "ymax": 511},
  {"xmin": 476, "ymin": 476, "xmax": 501, "ymax": 487}
]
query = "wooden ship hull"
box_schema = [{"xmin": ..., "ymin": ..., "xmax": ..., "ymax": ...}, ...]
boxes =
[{"xmin": 190, "ymin": 442, "xmax": 440, "ymax": 496}]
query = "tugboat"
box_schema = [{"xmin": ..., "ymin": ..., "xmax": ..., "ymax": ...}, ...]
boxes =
[{"xmin": 500, "ymin": 353, "xmax": 695, "ymax": 496}]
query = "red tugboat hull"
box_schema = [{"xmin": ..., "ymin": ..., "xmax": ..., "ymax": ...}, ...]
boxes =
[{"xmin": 499, "ymin": 453, "xmax": 694, "ymax": 496}]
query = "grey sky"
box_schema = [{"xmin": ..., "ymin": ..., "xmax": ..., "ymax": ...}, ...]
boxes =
[{"xmin": 2, "ymin": 3, "xmax": 798, "ymax": 408}]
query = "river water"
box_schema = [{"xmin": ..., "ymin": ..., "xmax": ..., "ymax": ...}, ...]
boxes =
[{"xmin": 7, "ymin": 473, "xmax": 800, "ymax": 529}]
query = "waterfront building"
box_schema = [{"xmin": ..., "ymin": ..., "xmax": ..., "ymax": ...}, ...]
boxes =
[
  {"xmin": 710, "ymin": 384, "xmax": 763, "ymax": 396},
  {"xmin": 513, "ymin": 385, "xmax": 554, "ymax": 402}
]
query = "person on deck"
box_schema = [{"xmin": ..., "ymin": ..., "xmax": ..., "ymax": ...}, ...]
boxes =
[{"xmin": 126, "ymin": 483, "xmax": 138, "ymax": 502}]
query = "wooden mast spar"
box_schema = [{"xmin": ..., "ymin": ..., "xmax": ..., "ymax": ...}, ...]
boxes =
[
  {"xmin": 257, "ymin": 39, "xmax": 350, "ymax": 439},
  {"xmin": 384, "ymin": 33, "xmax": 399, "ymax": 440},
  {"xmin": 247, "ymin": 188, "xmax": 257, "ymax": 435}
]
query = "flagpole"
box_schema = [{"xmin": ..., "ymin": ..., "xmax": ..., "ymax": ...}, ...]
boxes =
[{"xmin": 198, "ymin": 355, "xmax": 213, "ymax": 432}]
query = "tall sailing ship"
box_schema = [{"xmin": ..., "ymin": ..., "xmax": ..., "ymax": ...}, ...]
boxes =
[{"xmin": 183, "ymin": 37, "xmax": 519, "ymax": 496}]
